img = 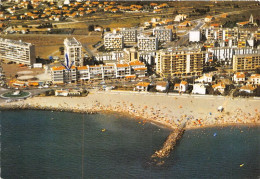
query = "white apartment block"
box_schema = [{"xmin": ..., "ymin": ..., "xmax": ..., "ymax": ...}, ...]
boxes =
[
  {"xmin": 119, "ymin": 28, "xmax": 138, "ymax": 43},
  {"xmin": 207, "ymin": 47, "xmax": 260, "ymax": 65},
  {"xmin": 50, "ymin": 61, "xmax": 147, "ymax": 83},
  {"xmin": 64, "ymin": 37, "xmax": 83, "ymax": 66},
  {"xmin": 137, "ymin": 35, "xmax": 158, "ymax": 51},
  {"xmin": 51, "ymin": 66, "xmax": 77, "ymax": 84},
  {"xmin": 189, "ymin": 30, "xmax": 201, "ymax": 42},
  {"xmin": 153, "ymin": 27, "xmax": 172, "ymax": 42},
  {"xmin": 104, "ymin": 33, "xmax": 124, "ymax": 50},
  {"xmin": 95, "ymin": 51, "xmax": 124, "ymax": 63},
  {"xmin": 0, "ymin": 38, "xmax": 36, "ymax": 65}
]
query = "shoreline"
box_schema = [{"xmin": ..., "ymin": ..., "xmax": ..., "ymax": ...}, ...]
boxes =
[{"xmin": 1, "ymin": 92, "xmax": 259, "ymax": 130}]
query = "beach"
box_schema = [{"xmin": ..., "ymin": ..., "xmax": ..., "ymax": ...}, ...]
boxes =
[{"xmin": 1, "ymin": 90, "xmax": 259, "ymax": 130}]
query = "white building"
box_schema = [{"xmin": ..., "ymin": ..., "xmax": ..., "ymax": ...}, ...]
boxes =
[
  {"xmin": 192, "ymin": 83, "xmax": 206, "ymax": 94},
  {"xmin": 104, "ymin": 33, "xmax": 124, "ymax": 50},
  {"xmin": 248, "ymin": 74, "xmax": 260, "ymax": 85},
  {"xmin": 189, "ymin": 30, "xmax": 201, "ymax": 42},
  {"xmin": 137, "ymin": 35, "xmax": 158, "ymax": 51},
  {"xmin": 233, "ymin": 72, "xmax": 245, "ymax": 83},
  {"xmin": 195, "ymin": 73, "xmax": 213, "ymax": 83},
  {"xmin": 153, "ymin": 27, "xmax": 172, "ymax": 42},
  {"xmin": 119, "ymin": 28, "xmax": 138, "ymax": 43},
  {"xmin": 156, "ymin": 81, "xmax": 168, "ymax": 92},
  {"xmin": 64, "ymin": 37, "xmax": 83, "ymax": 66},
  {"xmin": 51, "ymin": 66, "xmax": 77, "ymax": 84},
  {"xmin": 174, "ymin": 81, "xmax": 188, "ymax": 92},
  {"xmin": 0, "ymin": 38, "xmax": 36, "ymax": 65},
  {"xmin": 174, "ymin": 14, "xmax": 187, "ymax": 22}
]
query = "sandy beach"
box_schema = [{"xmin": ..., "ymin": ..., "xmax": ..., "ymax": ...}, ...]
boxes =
[{"xmin": 1, "ymin": 90, "xmax": 260, "ymax": 130}]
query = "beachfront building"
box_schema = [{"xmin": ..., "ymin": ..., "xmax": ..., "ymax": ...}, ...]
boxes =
[
  {"xmin": 239, "ymin": 85, "xmax": 256, "ymax": 93},
  {"xmin": 104, "ymin": 33, "xmax": 124, "ymax": 50},
  {"xmin": 115, "ymin": 63, "xmax": 131, "ymax": 78},
  {"xmin": 77, "ymin": 66, "xmax": 90, "ymax": 81},
  {"xmin": 153, "ymin": 27, "xmax": 172, "ymax": 42},
  {"xmin": 119, "ymin": 28, "xmax": 138, "ymax": 43},
  {"xmin": 135, "ymin": 82, "xmax": 150, "ymax": 92},
  {"xmin": 137, "ymin": 35, "xmax": 158, "ymax": 51},
  {"xmin": 129, "ymin": 61, "xmax": 147, "ymax": 78},
  {"xmin": 103, "ymin": 64, "xmax": 115, "ymax": 79},
  {"xmin": 212, "ymin": 83, "xmax": 226, "ymax": 94},
  {"xmin": 195, "ymin": 73, "xmax": 213, "ymax": 83},
  {"xmin": 233, "ymin": 54, "xmax": 260, "ymax": 72},
  {"xmin": 64, "ymin": 37, "xmax": 83, "ymax": 66},
  {"xmin": 174, "ymin": 81, "xmax": 188, "ymax": 92},
  {"xmin": 156, "ymin": 49, "xmax": 205, "ymax": 77},
  {"xmin": 247, "ymin": 74, "xmax": 260, "ymax": 85},
  {"xmin": 156, "ymin": 81, "xmax": 168, "ymax": 92},
  {"xmin": 51, "ymin": 66, "xmax": 77, "ymax": 84},
  {"xmin": 233, "ymin": 72, "xmax": 245, "ymax": 84},
  {"xmin": 192, "ymin": 83, "xmax": 207, "ymax": 95},
  {"xmin": 0, "ymin": 38, "xmax": 36, "ymax": 65}
]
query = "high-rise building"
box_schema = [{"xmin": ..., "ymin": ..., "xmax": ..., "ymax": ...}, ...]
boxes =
[
  {"xmin": 137, "ymin": 35, "xmax": 158, "ymax": 51},
  {"xmin": 153, "ymin": 27, "xmax": 172, "ymax": 42},
  {"xmin": 119, "ymin": 28, "xmax": 138, "ymax": 43},
  {"xmin": 189, "ymin": 30, "xmax": 201, "ymax": 42},
  {"xmin": 64, "ymin": 37, "xmax": 83, "ymax": 66},
  {"xmin": 156, "ymin": 49, "xmax": 205, "ymax": 77},
  {"xmin": 104, "ymin": 33, "xmax": 124, "ymax": 50},
  {"xmin": 0, "ymin": 38, "xmax": 36, "ymax": 65}
]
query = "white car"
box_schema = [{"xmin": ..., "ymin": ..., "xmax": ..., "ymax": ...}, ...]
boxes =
[{"xmin": 38, "ymin": 86, "xmax": 43, "ymax": 89}]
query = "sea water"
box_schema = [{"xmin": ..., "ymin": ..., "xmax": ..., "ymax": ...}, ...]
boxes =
[{"xmin": 1, "ymin": 110, "xmax": 259, "ymax": 178}]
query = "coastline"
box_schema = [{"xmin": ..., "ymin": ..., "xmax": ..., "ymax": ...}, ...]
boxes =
[{"xmin": 1, "ymin": 91, "xmax": 259, "ymax": 130}]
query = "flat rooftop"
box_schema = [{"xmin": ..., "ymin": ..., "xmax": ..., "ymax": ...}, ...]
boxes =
[
  {"xmin": 64, "ymin": 37, "xmax": 81, "ymax": 46},
  {"xmin": 0, "ymin": 38, "xmax": 32, "ymax": 47}
]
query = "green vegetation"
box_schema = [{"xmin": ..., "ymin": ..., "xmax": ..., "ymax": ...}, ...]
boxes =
[{"xmin": 2, "ymin": 91, "xmax": 30, "ymax": 98}]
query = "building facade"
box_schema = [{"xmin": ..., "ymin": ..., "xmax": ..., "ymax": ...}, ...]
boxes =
[
  {"xmin": 233, "ymin": 54, "xmax": 260, "ymax": 72},
  {"xmin": 119, "ymin": 28, "xmax": 138, "ymax": 43},
  {"xmin": 156, "ymin": 49, "xmax": 205, "ymax": 77},
  {"xmin": 137, "ymin": 35, "xmax": 158, "ymax": 51},
  {"xmin": 153, "ymin": 27, "xmax": 172, "ymax": 42},
  {"xmin": 0, "ymin": 38, "xmax": 36, "ymax": 65},
  {"xmin": 104, "ymin": 33, "xmax": 124, "ymax": 50}
]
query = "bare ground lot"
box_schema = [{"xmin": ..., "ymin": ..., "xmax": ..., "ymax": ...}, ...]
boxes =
[{"xmin": 0, "ymin": 34, "xmax": 102, "ymax": 59}]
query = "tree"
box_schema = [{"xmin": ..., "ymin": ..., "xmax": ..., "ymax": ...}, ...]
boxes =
[
  {"xmin": 88, "ymin": 25, "xmax": 95, "ymax": 31},
  {"xmin": 59, "ymin": 47, "xmax": 64, "ymax": 55}
]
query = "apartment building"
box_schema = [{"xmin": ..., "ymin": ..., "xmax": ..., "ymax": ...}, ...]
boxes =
[
  {"xmin": 156, "ymin": 49, "xmax": 205, "ymax": 77},
  {"xmin": 51, "ymin": 66, "xmax": 77, "ymax": 84},
  {"xmin": 119, "ymin": 28, "xmax": 138, "ymax": 43},
  {"xmin": 233, "ymin": 54, "xmax": 260, "ymax": 72},
  {"xmin": 207, "ymin": 47, "xmax": 260, "ymax": 65},
  {"xmin": 153, "ymin": 27, "xmax": 172, "ymax": 42},
  {"xmin": 137, "ymin": 35, "xmax": 158, "ymax": 51},
  {"xmin": 0, "ymin": 38, "xmax": 36, "ymax": 65},
  {"xmin": 129, "ymin": 61, "xmax": 147, "ymax": 77},
  {"xmin": 64, "ymin": 37, "xmax": 83, "ymax": 66},
  {"xmin": 115, "ymin": 63, "xmax": 131, "ymax": 78},
  {"xmin": 104, "ymin": 33, "xmax": 124, "ymax": 50},
  {"xmin": 77, "ymin": 66, "xmax": 90, "ymax": 81}
]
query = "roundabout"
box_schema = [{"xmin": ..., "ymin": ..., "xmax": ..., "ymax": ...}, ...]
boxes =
[{"xmin": 1, "ymin": 90, "xmax": 31, "ymax": 99}]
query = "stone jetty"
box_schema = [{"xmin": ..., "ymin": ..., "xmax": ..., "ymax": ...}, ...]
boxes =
[{"xmin": 150, "ymin": 124, "xmax": 186, "ymax": 166}]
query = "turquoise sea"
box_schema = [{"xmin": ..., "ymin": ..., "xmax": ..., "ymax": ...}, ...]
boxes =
[{"xmin": 1, "ymin": 110, "xmax": 259, "ymax": 178}]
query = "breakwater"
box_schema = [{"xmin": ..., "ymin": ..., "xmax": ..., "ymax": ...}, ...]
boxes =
[{"xmin": 150, "ymin": 124, "xmax": 186, "ymax": 166}]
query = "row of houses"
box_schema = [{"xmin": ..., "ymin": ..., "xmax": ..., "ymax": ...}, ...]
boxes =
[{"xmin": 51, "ymin": 61, "xmax": 147, "ymax": 84}]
